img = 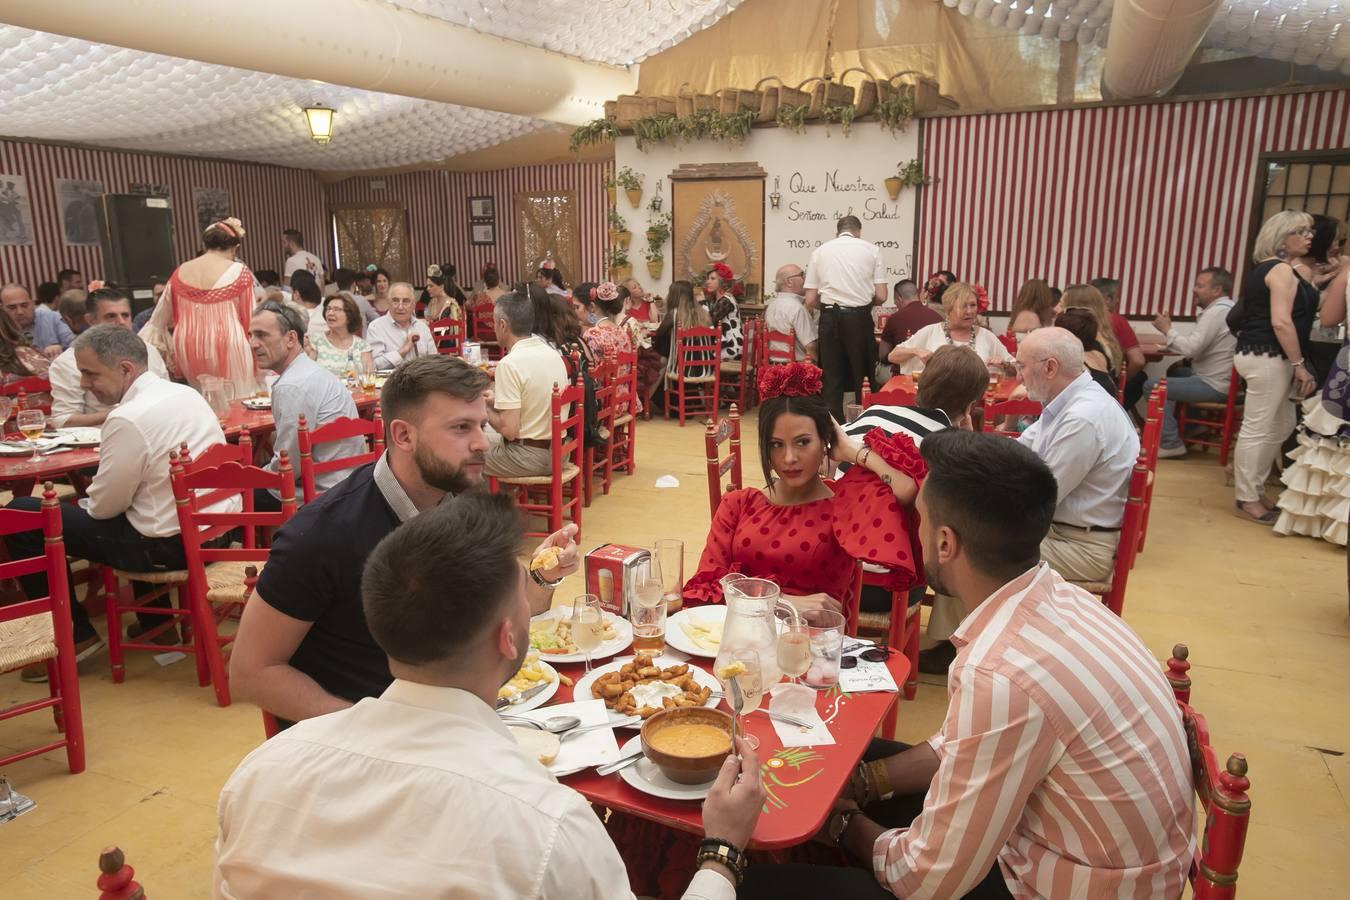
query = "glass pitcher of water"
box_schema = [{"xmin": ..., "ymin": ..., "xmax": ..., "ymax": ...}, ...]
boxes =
[{"xmin": 714, "ymin": 575, "xmax": 797, "ymax": 689}]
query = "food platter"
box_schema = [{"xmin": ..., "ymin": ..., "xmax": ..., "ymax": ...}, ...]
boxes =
[
  {"xmin": 614, "ymin": 735, "xmax": 713, "ymax": 801},
  {"xmin": 495, "ymin": 654, "xmax": 560, "ymax": 713},
  {"xmin": 529, "ymin": 608, "xmax": 632, "ymax": 664},
  {"xmin": 573, "ymin": 654, "xmax": 720, "ymax": 725},
  {"xmin": 665, "ymin": 606, "xmax": 725, "ymax": 659}
]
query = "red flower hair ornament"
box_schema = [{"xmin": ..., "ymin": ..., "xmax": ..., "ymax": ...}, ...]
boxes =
[
  {"xmin": 758, "ymin": 362, "xmax": 823, "ymax": 400},
  {"xmin": 710, "ymin": 262, "xmax": 734, "ymax": 282},
  {"xmin": 973, "ymin": 283, "xmax": 990, "ymax": 314}
]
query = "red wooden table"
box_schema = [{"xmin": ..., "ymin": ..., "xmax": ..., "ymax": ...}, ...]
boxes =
[
  {"xmin": 555, "ymin": 652, "xmax": 910, "ymax": 850},
  {"xmin": 883, "ymin": 374, "xmax": 1018, "ymax": 403}
]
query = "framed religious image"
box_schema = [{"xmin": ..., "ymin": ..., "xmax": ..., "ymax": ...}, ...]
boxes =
[
  {"xmin": 0, "ymin": 174, "xmax": 36, "ymax": 246},
  {"xmin": 54, "ymin": 177, "xmax": 104, "ymax": 246},
  {"xmin": 469, "ymin": 196, "xmax": 495, "ymax": 220},
  {"xmin": 671, "ymin": 164, "xmax": 765, "ymax": 297},
  {"xmin": 471, "ymin": 222, "xmax": 496, "ymax": 245}
]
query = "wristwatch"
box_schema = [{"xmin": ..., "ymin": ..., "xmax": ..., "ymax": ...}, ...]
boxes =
[
  {"xmin": 829, "ymin": 808, "xmax": 858, "ymax": 847},
  {"xmin": 529, "ymin": 566, "xmax": 565, "ymax": 590}
]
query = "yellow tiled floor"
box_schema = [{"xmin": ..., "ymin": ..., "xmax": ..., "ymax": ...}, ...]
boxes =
[{"xmin": 3, "ymin": 415, "xmax": 1349, "ymax": 897}]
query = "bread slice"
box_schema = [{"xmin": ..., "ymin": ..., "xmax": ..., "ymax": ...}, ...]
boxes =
[{"xmin": 508, "ymin": 726, "xmax": 561, "ymax": 766}]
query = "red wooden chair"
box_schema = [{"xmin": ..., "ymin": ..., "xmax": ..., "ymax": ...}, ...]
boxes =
[
  {"xmin": 720, "ymin": 317, "xmax": 760, "ymax": 412},
  {"xmin": 470, "ymin": 305, "xmax": 502, "ymax": 360},
  {"xmin": 1116, "ymin": 365, "xmax": 1128, "ymax": 405},
  {"xmin": 610, "ymin": 349, "xmax": 639, "ymax": 478},
  {"xmin": 703, "ymin": 405, "xmax": 743, "ymax": 517},
  {"xmin": 983, "ymin": 398, "xmax": 1043, "ymax": 438},
  {"xmin": 1, "ymin": 377, "xmax": 53, "ymax": 415},
  {"xmin": 762, "ymin": 327, "xmax": 796, "ymax": 366},
  {"xmin": 296, "ymin": 408, "xmax": 385, "ymax": 503},
  {"xmin": 429, "ymin": 316, "xmax": 465, "ymax": 355},
  {"xmin": 860, "ymin": 378, "xmax": 916, "ymax": 409},
  {"xmin": 664, "ymin": 327, "xmax": 721, "ymax": 426},
  {"xmin": 1164, "ymin": 644, "xmax": 1252, "ymax": 899},
  {"xmin": 847, "ymin": 573, "xmax": 923, "ymax": 711},
  {"xmin": 1137, "ymin": 380, "xmax": 1166, "ymax": 556},
  {"xmin": 1176, "ymin": 366, "xmax": 1244, "ymax": 467},
  {"xmin": 166, "ymin": 450, "xmax": 297, "ymax": 706},
  {"xmin": 583, "ymin": 352, "xmax": 617, "ymax": 507},
  {"xmin": 1068, "ymin": 454, "xmax": 1149, "ymax": 616},
  {"xmin": 0, "ymin": 482, "xmax": 85, "ymax": 773},
  {"xmin": 491, "ymin": 383, "xmax": 584, "ymax": 538}
]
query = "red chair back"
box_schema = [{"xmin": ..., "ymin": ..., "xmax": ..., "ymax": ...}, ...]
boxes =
[
  {"xmin": 862, "ymin": 377, "xmax": 917, "ymax": 409},
  {"xmin": 704, "ymin": 405, "xmax": 743, "ymax": 516},
  {"xmin": 296, "ymin": 408, "xmax": 386, "ymax": 503},
  {"xmin": 429, "ymin": 316, "xmax": 465, "ymax": 355},
  {"xmin": 0, "ymin": 482, "xmax": 84, "ymax": 773},
  {"xmin": 1100, "ymin": 454, "xmax": 1149, "ymax": 616},
  {"xmin": 2, "ymin": 377, "xmax": 53, "ymax": 414},
  {"xmin": 665, "ymin": 326, "xmax": 721, "ymax": 426},
  {"xmin": 611, "ymin": 349, "xmax": 639, "ymax": 475},
  {"xmin": 763, "ymin": 328, "xmax": 796, "ymax": 366},
  {"xmin": 1165, "ymin": 645, "xmax": 1251, "ymax": 899},
  {"xmin": 472, "ymin": 304, "xmax": 495, "ymax": 340},
  {"xmin": 1136, "ymin": 381, "xmax": 1166, "ymax": 556},
  {"xmin": 983, "ymin": 399, "xmax": 1043, "ymax": 438}
]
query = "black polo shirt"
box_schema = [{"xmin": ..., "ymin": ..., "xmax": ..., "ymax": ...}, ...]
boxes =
[{"xmin": 255, "ymin": 461, "xmax": 400, "ymax": 704}]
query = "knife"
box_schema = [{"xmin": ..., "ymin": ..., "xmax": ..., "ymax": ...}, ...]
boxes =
[
  {"xmin": 596, "ymin": 747, "xmax": 646, "ymax": 777},
  {"xmin": 496, "ymin": 681, "xmax": 551, "ymax": 711}
]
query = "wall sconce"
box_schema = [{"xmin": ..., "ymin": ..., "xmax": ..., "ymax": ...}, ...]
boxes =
[
  {"xmin": 303, "ymin": 105, "xmax": 335, "ymax": 145},
  {"xmin": 651, "ymin": 179, "xmax": 664, "ymax": 211},
  {"xmin": 769, "ymin": 176, "xmax": 781, "ymax": 210}
]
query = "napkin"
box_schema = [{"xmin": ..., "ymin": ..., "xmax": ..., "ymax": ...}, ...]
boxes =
[
  {"xmin": 838, "ymin": 649, "xmax": 900, "ymax": 695},
  {"xmin": 655, "ymin": 475, "xmax": 680, "ymax": 489},
  {"xmin": 767, "ymin": 683, "xmax": 835, "ymax": 747},
  {"xmin": 514, "ymin": 699, "xmax": 621, "ymax": 777}
]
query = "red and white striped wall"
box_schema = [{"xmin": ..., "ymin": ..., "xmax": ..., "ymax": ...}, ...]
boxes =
[
  {"xmin": 917, "ymin": 89, "xmax": 1350, "ymax": 317},
  {"xmin": 324, "ymin": 160, "xmax": 613, "ymax": 288},
  {"xmin": 0, "ymin": 139, "xmax": 328, "ymax": 291}
]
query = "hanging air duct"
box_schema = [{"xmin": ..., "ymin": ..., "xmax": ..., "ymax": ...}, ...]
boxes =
[
  {"xmin": 0, "ymin": 0, "xmax": 638, "ymax": 125},
  {"xmin": 1101, "ymin": 0, "xmax": 1225, "ymax": 97}
]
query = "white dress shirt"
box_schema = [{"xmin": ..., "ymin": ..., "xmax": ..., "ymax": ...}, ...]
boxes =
[
  {"xmin": 284, "ymin": 249, "xmax": 325, "ymax": 283},
  {"xmin": 87, "ymin": 371, "xmax": 239, "ymax": 538},
  {"xmin": 1164, "ymin": 297, "xmax": 1236, "ymax": 392},
  {"xmin": 1019, "ymin": 371, "xmax": 1140, "ymax": 529},
  {"xmin": 366, "ymin": 313, "xmax": 435, "ymax": 369},
  {"xmin": 48, "ymin": 339, "xmax": 168, "ymax": 427},
  {"xmin": 764, "ymin": 291, "xmax": 818, "ymax": 360},
  {"xmin": 897, "ymin": 323, "xmax": 1013, "ymax": 375},
  {"xmin": 803, "ymin": 233, "xmax": 886, "ymax": 308},
  {"xmin": 214, "ymin": 679, "xmax": 733, "ymax": 900},
  {"xmin": 268, "ymin": 353, "xmax": 363, "ymax": 499}
]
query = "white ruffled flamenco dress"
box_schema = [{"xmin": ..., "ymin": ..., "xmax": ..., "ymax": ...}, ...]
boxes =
[{"xmin": 1274, "ymin": 398, "xmax": 1350, "ymax": 546}]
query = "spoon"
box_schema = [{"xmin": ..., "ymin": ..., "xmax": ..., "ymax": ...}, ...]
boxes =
[{"xmin": 502, "ymin": 715, "xmax": 582, "ymax": 733}]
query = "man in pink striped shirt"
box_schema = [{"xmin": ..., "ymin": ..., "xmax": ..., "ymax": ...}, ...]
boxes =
[{"xmin": 742, "ymin": 430, "xmax": 1194, "ymax": 899}]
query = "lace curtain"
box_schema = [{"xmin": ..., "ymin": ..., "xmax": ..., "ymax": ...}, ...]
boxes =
[
  {"xmin": 515, "ymin": 191, "xmax": 579, "ymax": 287},
  {"xmin": 333, "ymin": 205, "xmax": 410, "ymax": 282}
]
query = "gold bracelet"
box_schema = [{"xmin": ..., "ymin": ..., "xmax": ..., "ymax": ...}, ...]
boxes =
[{"xmin": 866, "ymin": 758, "xmax": 895, "ymax": 801}]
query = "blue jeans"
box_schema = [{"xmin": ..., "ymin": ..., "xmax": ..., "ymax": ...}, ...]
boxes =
[{"xmin": 1147, "ymin": 368, "xmax": 1226, "ymax": 449}]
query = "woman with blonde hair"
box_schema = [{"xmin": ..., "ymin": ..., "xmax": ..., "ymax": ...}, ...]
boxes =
[
  {"xmin": 655, "ymin": 280, "xmax": 716, "ymax": 380},
  {"xmin": 1232, "ymin": 209, "xmax": 1320, "ymax": 524},
  {"xmin": 1008, "ymin": 278, "xmax": 1058, "ymax": 336},
  {"xmin": 1059, "ymin": 283, "xmax": 1123, "ymax": 376},
  {"xmin": 888, "ymin": 282, "xmax": 1014, "ymax": 374}
]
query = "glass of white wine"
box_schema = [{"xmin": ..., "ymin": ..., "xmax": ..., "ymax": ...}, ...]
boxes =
[
  {"xmin": 718, "ymin": 648, "xmax": 763, "ymax": 751},
  {"xmin": 571, "ymin": 594, "xmax": 604, "ymax": 674},
  {"xmin": 776, "ymin": 617, "xmax": 811, "ymax": 685},
  {"xmin": 630, "ymin": 556, "xmax": 666, "ymax": 655},
  {"xmin": 17, "ymin": 409, "xmax": 45, "ymax": 464}
]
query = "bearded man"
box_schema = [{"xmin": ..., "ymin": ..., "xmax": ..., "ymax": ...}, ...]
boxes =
[{"xmin": 229, "ymin": 355, "xmax": 579, "ymax": 728}]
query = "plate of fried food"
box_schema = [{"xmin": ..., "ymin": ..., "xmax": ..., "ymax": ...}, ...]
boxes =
[
  {"xmin": 574, "ymin": 654, "xmax": 720, "ymax": 724},
  {"xmin": 496, "ymin": 651, "xmax": 564, "ymax": 713},
  {"xmin": 529, "ymin": 608, "xmax": 632, "ymax": 664}
]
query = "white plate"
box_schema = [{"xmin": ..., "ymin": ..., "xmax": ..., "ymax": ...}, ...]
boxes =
[
  {"xmin": 55, "ymin": 427, "xmax": 101, "ymax": 447},
  {"xmin": 530, "ymin": 608, "xmax": 633, "ymax": 664},
  {"xmin": 615, "ymin": 735, "xmax": 713, "ymax": 801},
  {"xmin": 241, "ymin": 398, "xmax": 272, "ymax": 410},
  {"xmin": 498, "ymin": 659, "xmax": 560, "ymax": 713},
  {"xmin": 0, "ymin": 441, "xmax": 37, "ymax": 456},
  {"xmin": 665, "ymin": 607, "xmax": 726, "ymax": 659},
  {"xmin": 574, "ymin": 655, "xmax": 721, "ymax": 724}
]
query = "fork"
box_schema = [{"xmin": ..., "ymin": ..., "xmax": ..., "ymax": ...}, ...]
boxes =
[{"xmin": 752, "ymin": 708, "xmax": 815, "ymax": 729}]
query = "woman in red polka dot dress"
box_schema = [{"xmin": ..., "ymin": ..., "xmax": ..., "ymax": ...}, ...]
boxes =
[{"xmin": 684, "ymin": 361, "xmax": 927, "ymax": 614}]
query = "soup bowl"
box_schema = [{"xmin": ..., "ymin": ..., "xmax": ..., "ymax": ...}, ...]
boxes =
[{"xmin": 640, "ymin": 707, "xmax": 735, "ymax": 785}]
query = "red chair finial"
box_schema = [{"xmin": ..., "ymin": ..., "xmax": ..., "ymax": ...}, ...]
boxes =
[
  {"xmin": 97, "ymin": 846, "xmax": 144, "ymax": 899},
  {"xmin": 1166, "ymin": 643, "xmax": 1191, "ymax": 703}
]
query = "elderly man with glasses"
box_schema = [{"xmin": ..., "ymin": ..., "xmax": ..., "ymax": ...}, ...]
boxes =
[
  {"xmin": 764, "ymin": 263, "xmax": 818, "ymax": 361},
  {"xmin": 367, "ymin": 282, "xmax": 435, "ymax": 369}
]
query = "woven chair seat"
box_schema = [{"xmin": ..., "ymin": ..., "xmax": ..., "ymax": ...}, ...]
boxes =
[
  {"xmin": 614, "ymin": 414, "xmax": 633, "ymax": 427},
  {"xmin": 111, "ymin": 568, "xmax": 189, "ymax": 584},
  {"xmin": 856, "ymin": 611, "xmax": 890, "ymax": 632},
  {"xmin": 720, "ymin": 361, "xmax": 744, "ymax": 374},
  {"xmin": 0, "ymin": 612, "xmax": 57, "ymax": 671},
  {"xmin": 666, "ymin": 372, "xmax": 717, "ymax": 384},
  {"xmin": 497, "ymin": 462, "xmax": 581, "ymax": 486},
  {"xmin": 205, "ymin": 560, "xmax": 263, "ymax": 605},
  {"xmin": 1186, "ymin": 401, "xmax": 1228, "ymax": 410}
]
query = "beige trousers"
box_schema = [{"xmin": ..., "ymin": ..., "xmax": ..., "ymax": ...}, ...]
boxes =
[
  {"xmin": 484, "ymin": 441, "xmax": 552, "ymax": 479},
  {"xmin": 1233, "ymin": 352, "xmax": 1296, "ymax": 503},
  {"xmin": 1040, "ymin": 524, "xmax": 1119, "ymax": 583},
  {"xmin": 923, "ymin": 593, "xmax": 964, "ymax": 647}
]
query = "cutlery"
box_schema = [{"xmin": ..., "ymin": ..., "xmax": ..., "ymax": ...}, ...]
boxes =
[
  {"xmin": 752, "ymin": 708, "xmax": 814, "ymax": 729},
  {"xmin": 559, "ymin": 717, "xmax": 639, "ymax": 741},
  {"xmin": 728, "ymin": 676, "xmax": 745, "ymax": 752},
  {"xmin": 596, "ymin": 747, "xmax": 646, "ymax": 777},
  {"xmin": 496, "ymin": 681, "xmax": 551, "ymax": 711}
]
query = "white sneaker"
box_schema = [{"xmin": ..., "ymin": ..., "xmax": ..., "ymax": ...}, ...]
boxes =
[{"xmin": 1158, "ymin": 445, "xmax": 1187, "ymax": 459}]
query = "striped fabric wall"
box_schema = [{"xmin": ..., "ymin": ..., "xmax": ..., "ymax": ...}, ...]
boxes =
[
  {"xmin": 325, "ymin": 160, "xmax": 613, "ymax": 287},
  {"xmin": 0, "ymin": 139, "xmax": 328, "ymax": 291},
  {"xmin": 918, "ymin": 89, "xmax": 1350, "ymax": 317}
]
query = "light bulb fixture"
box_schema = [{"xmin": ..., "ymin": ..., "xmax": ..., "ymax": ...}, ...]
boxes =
[
  {"xmin": 769, "ymin": 176, "xmax": 781, "ymax": 210},
  {"xmin": 303, "ymin": 104, "xmax": 335, "ymax": 146},
  {"xmin": 651, "ymin": 179, "xmax": 664, "ymax": 212}
]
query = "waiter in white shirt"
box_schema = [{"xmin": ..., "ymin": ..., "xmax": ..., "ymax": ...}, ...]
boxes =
[
  {"xmin": 1148, "ymin": 266, "xmax": 1237, "ymax": 457},
  {"xmin": 282, "ymin": 228, "xmax": 325, "ymax": 288},
  {"xmin": 4, "ymin": 325, "xmax": 237, "ymax": 674},
  {"xmin": 803, "ymin": 216, "xmax": 887, "ymax": 418},
  {"xmin": 1016, "ymin": 328, "xmax": 1139, "ymax": 583},
  {"xmin": 49, "ymin": 287, "xmax": 168, "ymax": 428},
  {"xmin": 215, "ymin": 492, "xmax": 764, "ymax": 899}
]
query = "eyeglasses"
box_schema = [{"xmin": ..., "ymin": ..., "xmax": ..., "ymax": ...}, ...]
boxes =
[
  {"xmin": 840, "ymin": 646, "xmax": 892, "ymax": 668},
  {"xmin": 1291, "ymin": 227, "xmax": 1315, "ymax": 237}
]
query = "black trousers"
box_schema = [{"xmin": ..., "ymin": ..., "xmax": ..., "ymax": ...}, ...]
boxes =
[
  {"xmin": 739, "ymin": 739, "xmax": 1014, "ymax": 899},
  {"xmin": 1122, "ymin": 369, "xmax": 1148, "ymax": 412},
  {"xmin": 4, "ymin": 497, "xmax": 186, "ymax": 644},
  {"xmin": 820, "ymin": 305, "xmax": 878, "ymax": 421}
]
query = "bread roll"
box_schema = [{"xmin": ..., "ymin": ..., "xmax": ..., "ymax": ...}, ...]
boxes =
[{"xmin": 508, "ymin": 726, "xmax": 561, "ymax": 766}]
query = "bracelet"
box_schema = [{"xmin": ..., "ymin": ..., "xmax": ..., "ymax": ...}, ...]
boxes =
[
  {"xmin": 528, "ymin": 566, "xmax": 565, "ymax": 590},
  {"xmin": 856, "ymin": 447, "xmax": 871, "ymax": 468},
  {"xmin": 696, "ymin": 839, "xmax": 748, "ymax": 886},
  {"xmin": 830, "ymin": 808, "xmax": 858, "ymax": 847},
  {"xmin": 1292, "ymin": 358, "xmax": 1306, "ymax": 368},
  {"xmin": 865, "ymin": 758, "xmax": 895, "ymax": 801}
]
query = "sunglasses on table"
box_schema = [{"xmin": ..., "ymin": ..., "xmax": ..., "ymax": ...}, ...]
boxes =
[{"xmin": 839, "ymin": 645, "xmax": 893, "ymax": 669}]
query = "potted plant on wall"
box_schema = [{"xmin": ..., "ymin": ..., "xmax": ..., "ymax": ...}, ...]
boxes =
[
  {"xmin": 644, "ymin": 212, "xmax": 671, "ymax": 279},
  {"xmin": 644, "ymin": 245, "xmax": 664, "ymax": 280},
  {"xmin": 616, "ymin": 166, "xmax": 644, "ymax": 207},
  {"xmin": 884, "ymin": 159, "xmax": 930, "ymax": 200},
  {"xmin": 607, "ymin": 209, "xmax": 631, "ymax": 247},
  {"xmin": 609, "ymin": 246, "xmax": 632, "ymax": 281}
]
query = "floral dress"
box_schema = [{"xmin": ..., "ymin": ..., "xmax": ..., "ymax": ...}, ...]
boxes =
[
  {"xmin": 582, "ymin": 322, "xmax": 642, "ymax": 415},
  {"xmin": 309, "ymin": 332, "xmax": 373, "ymax": 378}
]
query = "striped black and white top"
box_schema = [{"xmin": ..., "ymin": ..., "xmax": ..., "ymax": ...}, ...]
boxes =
[{"xmin": 838, "ymin": 404, "xmax": 952, "ymax": 474}]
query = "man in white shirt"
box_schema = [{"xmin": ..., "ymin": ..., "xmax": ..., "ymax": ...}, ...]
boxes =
[
  {"xmin": 803, "ymin": 216, "xmax": 887, "ymax": 419},
  {"xmin": 366, "ymin": 282, "xmax": 435, "ymax": 369},
  {"xmin": 215, "ymin": 491, "xmax": 763, "ymax": 899},
  {"xmin": 1016, "ymin": 328, "xmax": 1140, "ymax": 583},
  {"xmin": 4, "ymin": 326, "xmax": 234, "ymax": 678},
  {"xmin": 1149, "ymin": 266, "xmax": 1237, "ymax": 458},
  {"xmin": 764, "ymin": 263, "xmax": 817, "ymax": 361},
  {"xmin": 249, "ymin": 301, "xmax": 363, "ymax": 508},
  {"xmin": 282, "ymin": 228, "xmax": 324, "ymax": 288},
  {"xmin": 486, "ymin": 291, "xmax": 569, "ymax": 478},
  {"xmin": 49, "ymin": 288, "xmax": 168, "ymax": 428}
]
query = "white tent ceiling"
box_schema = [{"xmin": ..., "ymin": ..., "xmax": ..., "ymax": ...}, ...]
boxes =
[{"xmin": 0, "ymin": 0, "xmax": 743, "ymax": 170}]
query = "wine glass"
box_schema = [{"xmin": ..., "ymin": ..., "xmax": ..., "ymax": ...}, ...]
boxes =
[
  {"xmin": 0, "ymin": 396, "xmax": 14, "ymax": 435},
  {"xmin": 17, "ymin": 409, "xmax": 45, "ymax": 463},
  {"xmin": 776, "ymin": 617, "xmax": 811, "ymax": 685},
  {"xmin": 630, "ymin": 557, "xmax": 666, "ymax": 655},
  {"xmin": 571, "ymin": 594, "xmax": 604, "ymax": 675},
  {"xmin": 719, "ymin": 648, "xmax": 763, "ymax": 751}
]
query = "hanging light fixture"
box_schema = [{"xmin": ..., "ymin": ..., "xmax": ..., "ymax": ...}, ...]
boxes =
[
  {"xmin": 769, "ymin": 176, "xmax": 782, "ymax": 210},
  {"xmin": 303, "ymin": 104, "xmax": 335, "ymax": 145}
]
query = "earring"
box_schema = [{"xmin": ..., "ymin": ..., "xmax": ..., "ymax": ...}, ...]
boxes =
[{"xmin": 1276, "ymin": 249, "xmax": 1288, "ymax": 260}]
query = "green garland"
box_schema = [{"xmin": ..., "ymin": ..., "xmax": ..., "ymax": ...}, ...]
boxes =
[
  {"xmin": 569, "ymin": 117, "xmax": 617, "ymax": 154},
  {"xmin": 876, "ymin": 93, "xmax": 916, "ymax": 135},
  {"xmin": 775, "ymin": 104, "xmax": 809, "ymax": 134}
]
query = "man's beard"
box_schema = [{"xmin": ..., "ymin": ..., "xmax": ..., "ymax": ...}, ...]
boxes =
[
  {"xmin": 412, "ymin": 440, "xmax": 484, "ymax": 495},
  {"xmin": 924, "ymin": 558, "xmax": 952, "ymax": 599}
]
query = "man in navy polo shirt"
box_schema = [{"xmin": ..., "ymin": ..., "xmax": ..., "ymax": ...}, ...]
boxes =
[{"xmin": 229, "ymin": 355, "xmax": 580, "ymax": 726}]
